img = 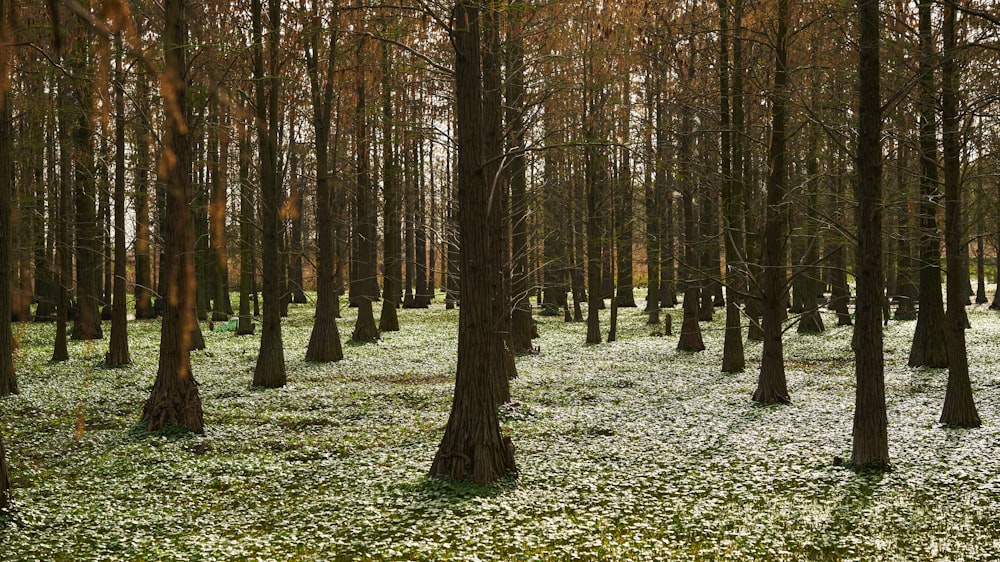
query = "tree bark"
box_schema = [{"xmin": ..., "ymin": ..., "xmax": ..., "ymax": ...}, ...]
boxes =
[
  {"xmin": 939, "ymin": 0, "xmax": 980, "ymax": 428},
  {"xmin": 0, "ymin": 10, "xmax": 19, "ymax": 393},
  {"xmin": 134, "ymin": 57, "xmax": 155, "ymax": 320},
  {"xmin": 677, "ymin": 52, "xmax": 704, "ymax": 353},
  {"xmin": 252, "ymin": 0, "xmax": 287, "ymax": 387},
  {"xmin": 106, "ymin": 32, "xmax": 131, "ymax": 367},
  {"xmin": 720, "ymin": 0, "xmax": 746, "ymax": 372},
  {"xmin": 379, "ymin": 42, "xmax": 400, "ymax": 333},
  {"xmin": 508, "ymin": 10, "xmax": 535, "ymax": 351},
  {"xmin": 851, "ymin": 0, "xmax": 889, "ymax": 469},
  {"xmin": 69, "ymin": 12, "xmax": 103, "ymax": 341},
  {"xmin": 430, "ymin": 1, "xmax": 516, "ymax": 484},
  {"xmin": 908, "ymin": 0, "xmax": 948, "ymax": 368},
  {"xmin": 753, "ymin": 0, "xmax": 790, "ymax": 403},
  {"xmin": 141, "ymin": 0, "xmax": 204, "ymax": 433},
  {"xmin": 305, "ymin": 0, "xmax": 344, "ymax": 361}
]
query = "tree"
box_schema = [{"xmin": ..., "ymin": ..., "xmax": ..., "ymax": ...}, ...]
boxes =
[
  {"xmin": 908, "ymin": 0, "xmax": 948, "ymax": 368},
  {"xmin": 252, "ymin": 0, "xmax": 287, "ymax": 388},
  {"xmin": 133, "ymin": 48, "xmax": 155, "ymax": 321},
  {"xmin": 236, "ymin": 117, "xmax": 255, "ymax": 336},
  {"xmin": 140, "ymin": 0, "xmax": 204, "ymax": 433},
  {"xmin": 349, "ymin": 33, "xmax": 381, "ymax": 343},
  {"xmin": 68, "ymin": 3, "xmax": 102, "ymax": 342},
  {"xmin": 719, "ymin": 0, "xmax": 746, "ymax": 372},
  {"xmin": 105, "ymin": 31, "xmax": 131, "ymax": 367},
  {"xmin": 304, "ymin": 0, "xmax": 344, "ymax": 361},
  {"xmin": 850, "ymin": 0, "xmax": 889, "ymax": 470},
  {"xmin": 379, "ymin": 41, "xmax": 400, "ymax": 333},
  {"xmin": 0, "ymin": 0, "xmax": 18, "ymax": 395},
  {"xmin": 429, "ymin": 0, "xmax": 515, "ymax": 484},
  {"xmin": 508, "ymin": 4, "xmax": 535, "ymax": 352},
  {"xmin": 676, "ymin": 40, "xmax": 705, "ymax": 353},
  {"xmin": 752, "ymin": 0, "xmax": 790, "ymax": 404},
  {"xmin": 939, "ymin": 0, "xmax": 980, "ymax": 428}
]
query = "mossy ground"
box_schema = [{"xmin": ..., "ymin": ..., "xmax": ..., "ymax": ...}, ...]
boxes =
[{"xmin": 1, "ymin": 293, "xmax": 999, "ymax": 560}]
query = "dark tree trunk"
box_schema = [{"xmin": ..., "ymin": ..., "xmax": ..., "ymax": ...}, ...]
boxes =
[
  {"xmin": 939, "ymin": 0, "xmax": 980, "ymax": 428},
  {"xmin": 236, "ymin": 119, "xmax": 255, "ymax": 336},
  {"xmin": 141, "ymin": 0, "xmax": 204, "ymax": 434},
  {"xmin": 52, "ymin": 66, "xmax": 72, "ymax": 362},
  {"xmin": 134, "ymin": 60, "xmax": 155, "ymax": 321},
  {"xmin": 482, "ymin": 2, "xmax": 516, "ymax": 382},
  {"xmin": 508, "ymin": 14, "xmax": 534, "ymax": 351},
  {"xmin": 753, "ymin": 0, "xmax": 790, "ymax": 404},
  {"xmin": 851, "ymin": 0, "xmax": 889, "ymax": 469},
  {"xmin": 352, "ymin": 298, "xmax": 380, "ymax": 342},
  {"xmin": 305, "ymin": 0, "xmax": 343, "ymax": 360},
  {"xmin": 585, "ymin": 138, "xmax": 605, "ymax": 345},
  {"xmin": 252, "ymin": 0, "xmax": 287, "ymax": 387},
  {"xmin": 645, "ymin": 78, "xmax": 660, "ymax": 315},
  {"xmin": 0, "ymin": 28, "xmax": 18, "ymax": 394},
  {"xmin": 908, "ymin": 0, "xmax": 948, "ymax": 368},
  {"xmin": 677, "ymin": 57, "xmax": 704, "ymax": 353},
  {"xmin": 798, "ymin": 121, "xmax": 825, "ymax": 334},
  {"xmin": 975, "ymin": 235, "xmax": 987, "ymax": 304},
  {"xmin": 720, "ymin": 0, "xmax": 746, "ymax": 372},
  {"xmin": 430, "ymin": 1, "xmax": 516, "ymax": 484},
  {"xmin": 615, "ymin": 114, "xmax": 636, "ymax": 309},
  {"xmin": 210, "ymin": 101, "xmax": 232, "ymax": 322},
  {"xmin": 350, "ymin": 41, "xmax": 380, "ymax": 310},
  {"xmin": 414, "ymin": 142, "xmax": 430, "ymax": 308},
  {"xmin": 288, "ymin": 141, "xmax": 308, "ymax": 306},
  {"xmin": 403, "ymin": 138, "xmax": 416, "ymax": 308},
  {"xmin": 106, "ymin": 33, "xmax": 131, "ymax": 367},
  {"xmin": 379, "ymin": 43, "xmax": 400, "ymax": 333},
  {"xmin": 69, "ymin": 19, "xmax": 102, "ymax": 341},
  {"xmin": 541, "ymin": 99, "xmax": 566, "ymax": 316}
]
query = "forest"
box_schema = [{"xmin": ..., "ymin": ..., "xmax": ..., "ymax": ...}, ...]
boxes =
[{"xmin": 0, "ymin": 0, "xmax": 999, "ymax": 559}]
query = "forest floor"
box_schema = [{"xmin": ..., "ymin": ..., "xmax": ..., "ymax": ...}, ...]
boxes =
[{"xmin": 1, "ymin": 293, "xmax": 999, "ymax": 561}]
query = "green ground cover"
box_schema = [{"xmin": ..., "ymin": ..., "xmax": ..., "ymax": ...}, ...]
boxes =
[{"xmin": 1, "ymin": 296, "xmax": 999, "ymax": 561}]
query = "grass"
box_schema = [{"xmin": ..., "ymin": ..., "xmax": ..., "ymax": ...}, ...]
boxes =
[{"xmin": 1, "ymin": 293, "xmax": 999, "ymax": 561}]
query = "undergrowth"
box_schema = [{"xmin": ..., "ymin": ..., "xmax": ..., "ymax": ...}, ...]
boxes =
[{"xmin": 1, "ymin": 293, "xmax": 998, "ymax": 560}]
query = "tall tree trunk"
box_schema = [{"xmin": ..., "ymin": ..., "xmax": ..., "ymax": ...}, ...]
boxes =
[
  {"xmin": 644, "ymin": 77, "xmax": 660, "ymax": 318},
  {"xmin": 134, "ymin": 58, "xmax": 155, "ymax": 320},
  {"xmin": 52, "ymin": 60, "xmax": 72, "ymax": 362},
  {"xmin": 541, "ymin": 98, "xmax": 566, "ymax": 316},
  {"xmin": 379, "ymin": 42, "xmax": 400, "ymax": 333},
  {"xmin": 482, "ymin": 2, "xmax": 516, "ymax": 383},
  {"xmin": 430, "ymin": 1, "xmax": 515, "ymax": 484},
  {"xmin": 908, "ymin": 0, "xmax": 948, "ymax": 368},
  {"xmin": 677, "ymin": 53, "xmax": 705, "ymax": 352},
  {"xmin": 106, "ymin": 32, "xmax": 131, "ymax": 367},
  {"xmin": 210, "ymin": 101, "xmax": 232, "ymax": 321},
  {"xmin": 252, "ymin": 0, "xmax": 287, "ymax": 387},
  {"xmin": 141, "ymin": 0, "xmax": 204, "ymax": 433},
  {"xmin": 69, "ymin": 11, "xmax": 103, "ymax": 341},
  {"xmin": 237, "ymin": 119, "xmax": 255, "ymax": 336},
  {"xmin": 0, "ymin": 5, "xmax": 18, "ymax": 394},
  {"xmin": 508, "ymin": 11, "xmax": 534, "ymax": 350},
  {"xmin": 615, "ymin": 76, "xmax": 636, "ymax": 309},
  {"xmin": 753, "ymin": 0, "xmax": 790, "ymax": 403},
  {"xmin": 851, "ymin": 0, "xmax": 889, "ymax": 469},
  {"xmin": 720, "ymin": 0, "xmax": 746, "ymax": 372},
  {"xmin": 305, "ymin": 0, "xmax": 343, "ymax": 359},
  {"xmin": 585, "ymin": 115, "xmax": 605, "ymax": 345},
  {"xmin": 939, "ymin": 0, "xmax": 980, "ymax": 428},
  {"xmin": 798, "ymin": 121, "xmax": 825, "ymax": 334}
]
